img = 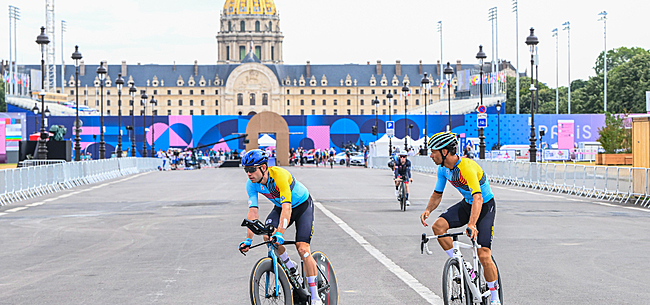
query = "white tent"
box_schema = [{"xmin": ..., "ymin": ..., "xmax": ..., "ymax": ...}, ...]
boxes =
[
  {"xmin": 372, "ymin": 135, "xmax": 419, "ymax": 156},
  {"xmin": 258, "ymin": 134, "xmax": 276, "ymax": 147}
]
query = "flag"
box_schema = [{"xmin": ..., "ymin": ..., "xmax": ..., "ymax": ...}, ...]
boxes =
[{"xmin": 250, "ymin": 39, "xmax": 254, "ymax": 52}]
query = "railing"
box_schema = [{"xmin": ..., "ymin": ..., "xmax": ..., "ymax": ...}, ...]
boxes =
[
  {"xmin": 0, "ymin": 158, "xmax": 162, "ymax": 206},
  {"xmin": 370, "ymin": 156, "xmax": 650, "ymax": 207}
]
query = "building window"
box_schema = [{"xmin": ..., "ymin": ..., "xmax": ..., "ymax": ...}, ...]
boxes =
[
  {"xmin": 107, "ymin": 110, "xmax": 111, "ymax": 115},
  {"xmin": 383, "ymin": 109, "xmax": 386, "ymax": 115},
  {"xmin": 311, "ymin": 89, "xmax": 315, "ymax": 95},
  {"xmin": 215, "ymin": 100, "xmax": 219, "ymax": 106},
  {"xmin": 300, "ymin": 99, "xmax": 304, "ymax": 106},
  {"xmin": 286, "ymin": 89, "xmax": 290, "ymax": 94},
  {"xmin": 216, "ymin": 110, "xmax": 219, "ymax": 115},
  {"xmin": 190, "ymin": 110, "xmax": 194, "ymax": 115},
  {"xmin": 383, "ymin": 99, "xmax": 386, "ymax": 105},
  {"xmin": 394, "ymin": 109, "xmax": 397, "ymax": 114},
  {"xmin": 333, "ymin": 89, "xmax": 337, "ymax": 94},
  {"xmin": 107, "ymin": 100, "xmax": 111, "ymax": 106},
  {"xmin": 70, "ymin": 90, "xmax": 74, "ymax": 95},
  {"xmin": 271, "ymin": 46, "xmax": 274, "ymax": 61},
  {"xmin": 311, "ymin": 99, "xmax": 315, "ymax": 106},
  {"xmin": 300, "ymin": 109, "xmax": 304, "ymax": 115},
  {"xmin": 416, "ymin": 99, "xmax": 419, "ymax": 106},
  {"xmin": 201, "ymin": 110, "xmax": 205, "ymax": 115},
  {"xmin": 347, "ymin": 109, "xmax": 351, "ymax": 115},
  {"xmin": 153, "ymin": 90, "xmax": 158, "ymax": 95},
  {"xmin": 394, "ymin": 99, "xmax": 398, "ymax": 105},
  {"xmin": 167, "ymin": 90, "xmax": 171, "ymax": 95},
  {"xmin": 228, "ymin": 21, "xmax": 231, "ymax": 31},
  {"xmin": 334, "ymin": 109, "xmax": 338, "ymax": 115},
  {"xmin": 371, "ymin": 89, "xmax": 375, "ymax": 94},
  {"xmin": 360, "ymin": 109, "xmax": 364, "ymax": 115},
  {"xmin": 382, "ymin": 89, "xmax": 386, "ymax": 94},
  {"xmin": 322, "ymin": 89, "xmax": 326, "ymax": 94},
  {"xmin": 300, "ymin": 89, "xmax": 304, "ymax": 94},
  {"xmin": 415, "ymin": 89, "xmax": 420, "ymax": 95},
  {"xmin": 347, "ymin": 99, "xmax": 351, "ymax": 106},
  {"xmin": 360, "ymin": 89, "xmax": 364, "ymax": 94},
  {"xmin": 269, "ymin": 21, "xmax": 272, "ymax": 31},
  {"xmin": 107, "ymin": 90, "xmax": 111, "ymax": 95},
  {"xmin": 178, "ymin": 100, "xmax": 183, "ymax": 106},
  {"xmin": 153, "ymin": 110, "xmax": 158, "ymax": 115},
  {"xmin": 201, "ymin": 100, "xmax": 205, "ymax": 106},
  {"xmin": 240, "ymin": 20, "xmax": 245, "ymax": 32},
  {"xmin": 215, "ymin": 90, "xmax": 219, "ymax": 94},
  {"xmin": 201, "ymin": 89, "xmax": 205, "ymax": 95},
  {"xmin": 311, "ymin": 109, "xmax": 315, "ymax": 115},
  {"xmin": 255, "ymin": 21, "xmax": 260, "ymax": 32},
  {"xmin": 84, "ymin": 90, "xmax": 87, "ymax": 95},
  {"xmin": 168, "ymin": 110, "xmax": 172, "ymax": 115},
  {"xmin": 240, "ymin": 46, "xmax": 245, "ymax": 60},
  {"xmin": 262, "ymin": 94, "xmax": 268, "ymax": 105},
  {"xmin": 237, "ymin": 93, "xmax": 243, "ymax": 105},
  {"xmin": 129, "ymin": 100, "xmax": 133, "ymax": 106},
  {"xmin": 129, "ymin": 110, "xmax": 133, "ymax": 115},
  {"xmin": 347, "ymin": 89, "xmax": 351, "ymax": 94},
  {"xmin": 250, "ymin": 93, "xmax": 256, "ymax": 105},
  {"xmin": 167, "ymin": 100, "xmax": 171, "ymax": 106},
  {"xmin": 360, "ymin": 99, "xmax": 364, "ymax": 106},
  {"xmin": 190, "ymin": 90, "xmax": 193, "ymax": 95},
  {"xmin": 394, "ymin": 89, "xmax": 397, "ymax": 94},
  {"xmin": 255, "ymin": 46, "xmax": 261, "ymax": 59},
  {"xmin": 371, "ymin": 109, "xmax": 375, "ymax": 115},
  {"xmin": 287, "ymin": 100, "xmax": 290, "ymax": 106},
  {"xmin": 322, "ymin": 99, "xmax": 326, "ymax": 105},
  {"xmin": 179, "ymin": 110, "xmax": 183, "ymax": 115},
  {"xmin": 334, "ymin": 99, "xmax": 337, "ymax": 105},
  {"xmin": 190, "ymin": 100, "xmax": 194, "ymax": 106},
  {"xmin": 322, "ymin": 109, "xmax": 326, "ymax": 115},
  {"xmin": 287, "ymin": 110, "xmax": 290, "ymax": 115}
]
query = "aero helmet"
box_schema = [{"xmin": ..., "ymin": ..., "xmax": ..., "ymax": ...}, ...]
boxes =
[
  {"xmin": 428, "ymin": 132, "xmax": 458, "ymax": 153},
  {"xmin": 241, "ymin": 149, "xmax": 268, "ymax": 167}
]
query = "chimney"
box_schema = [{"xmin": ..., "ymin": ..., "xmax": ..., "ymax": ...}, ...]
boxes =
[
  {"xmin": 419, "ymin": 60, "xmax": 423, "ymax": 75},
  {"xmin": 194, "ymin": 60, "xmax": 198, "ymax": 76},
  {"xmin": 173, "ymin": 61, "xmax": 176, "ymax": 71},
  {"xmin": 80, "ymin": 60, "xmax": 85, "ymax": 76},
  {"xmin": 121, "ymin": 61, "xmax": 127, "ymax": 76},
  {"xmin": 456, "ymin": 60, "xmax": 461, "ymax": 74},
  {"xmin": 306, "ymin": 61, "xmax": 311, "ymax": 78},
  {"xmin": 396, "ymin": 60, "xmax": 401, "ymax": 76},
  {"xmin": 436, "ymin": 60, "xmax": 440, "ymax": 75},
  {"xmin": 376, "ymin": 60, "xmax": 382, "ymax": 75}
]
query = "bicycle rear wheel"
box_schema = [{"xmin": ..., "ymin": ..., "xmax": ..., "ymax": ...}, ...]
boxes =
[
  {"xmin": 250, "ymin": 257, "xmax": 293, "ymax": 305},
  {"xmin": 442, "ymin": 258, "xmax": 469, "ymax": 305},
  {"xmin": 312, "ymin": 251, "xmax": 338, "ymax": 305},
  {"xmin": 399, "ymin": 182, "xmax": 407, "ymax": 211}
]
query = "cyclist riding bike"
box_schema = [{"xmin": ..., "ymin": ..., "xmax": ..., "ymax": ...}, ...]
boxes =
[
  {"xmin": 419, "ymin": 132, "xmax": 501, "ymax": 305},
  {"xmin": 394, "ymin": 151, "xmax": 412, "ymax": 206},
  {"xmin": 238, "ymin": 149, "xmax": 323, "ymax": 305}
]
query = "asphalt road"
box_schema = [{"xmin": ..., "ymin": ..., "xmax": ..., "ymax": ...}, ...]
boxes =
[{"xmin": 1, "ymin": 164, "xmax": 649, "ymax": 304}]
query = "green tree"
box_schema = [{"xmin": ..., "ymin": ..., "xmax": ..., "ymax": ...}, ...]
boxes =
[
  {"xmin": 0, "ymin": 80, "xmax": 5, "ymax": 112},
  {"xmin": 606, "ymin": 53, "xmax": 650, "ymax": 113},
  {"xmin": 594, "ymin": 47, "xmax": 650, "ymax": 75},
  {"xmin": 597, "ymin": 112, "xmax": 631, "ymax": 153}
]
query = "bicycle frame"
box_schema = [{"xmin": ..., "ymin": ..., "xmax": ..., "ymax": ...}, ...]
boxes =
[{"xmin": 421, "ymin": 232, "xmax": 491, "ymax": 304}]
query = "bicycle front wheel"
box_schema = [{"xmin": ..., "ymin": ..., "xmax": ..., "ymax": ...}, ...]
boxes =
[
  {"xmin": 399, "ymin": 182, "xmax": 407, "ymax": 211},
  {"xmin": 442, "ymin": 258, "xmax": 469, "ymax": 305},
  {"xmin": 250, "ymin": 257, "xmax": 292, "ymax": 305},
  {"xmin": 312, "ymin": 251, "xmax": 338, "ymax": 305}
]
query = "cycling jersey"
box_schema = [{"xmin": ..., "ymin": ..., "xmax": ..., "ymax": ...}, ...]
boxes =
[
  {"xmin": 434, "ymin": 157, "xmax": 494, "ymax": 204},
  {"xmin": 247, "ymin": 166, "xmax": 310, "ymax": 208},
  {"xmin": 394, "ymin": 159, "xmax": 412, "ymax": 179}
]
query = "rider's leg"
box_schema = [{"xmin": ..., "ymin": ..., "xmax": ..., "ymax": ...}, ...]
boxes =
[
  {"xmin": 296, "ymin": 242, "xmax": 319, "ymax": 301},
  {"xmin": 405, "ymin": 182, "xmax": 410, "ymax": 199},
  {"xmin": 478, "ymin": 247, "xmax": 497, "ymax": 282},
  {"xmin": 432, "ymin": 217, "xmax": 453, "ymax": 256}
]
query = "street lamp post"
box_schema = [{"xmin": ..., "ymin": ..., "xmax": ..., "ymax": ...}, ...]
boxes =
[
  {"xmin": 115, "ymin": 74, "xmax": 124, "ymax": 157},
  {"xmin": 373, "ymin": 96, "xmax": 379, "ymax": 141},
  {"xmin": 443, "ymin": 62, "xmax": 454, "ymax": 131},
  {"xmin": 495, "ymin": 100, "xmax": 502, "ymax": 149},
  {"xmin": 563, "ymin": 21, "xmax": 571, "ymax": 114},
  {"xmin": 387, "ymin": 91, "xmax": 393, "ymax": 155},
  {"xmin": 36, "ymin": 27, "xmax": 50, "ymax": 159},
  {"xmin": 141, "ymin": 92, "xmax": 148, "ymax": 157},
  {"xmin": 96, "ymin": 62, "xmax": 107, "ymax": 159},
  {"xmin": 150, "ymin": 95, "xmax": 157, "ymax": 157},
  {"xmin": 476, "ymin": 45, "xmax": 487, "ymax": 159},
  {"xmin": 129, "ymin": 84, "xmax": 137, "ymax": 157},
  {"xmin": 32, "ymin": 103, "xmax": 39, "ymax": 133},
  {"xmin": 401, "ymin": 81, "xmax": 409, "ymax": 152},
  {"xmin": 526, "ymin": 27, "xmax": 539, "ymax": 162},
  {"xmin": 72, "ymin": 46, "xmax": 82, "ymax": 161},
  {"xmin": 598, "ymin": 11, "xmax": 608, "ymax": 112},
  {"xmin": 421, "ymin": 72, "xmax": 430, "ymax": 143},
  {"xmin": 552, "ymin": 28, "xmax": 559, "ymax": 114}
]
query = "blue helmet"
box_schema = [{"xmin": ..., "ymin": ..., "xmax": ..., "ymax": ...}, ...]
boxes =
[{"xmin": 241, "ymin": 149, "xmax": 268, "ymax": 167}]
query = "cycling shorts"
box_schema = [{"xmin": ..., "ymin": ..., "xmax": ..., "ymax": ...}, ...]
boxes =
[
  {"xmin": 439, "ymin": 198, "xmax": 496, "ymax": 248},
  {"xmin": 265, "ymin": 195, "xmax": 314, "ymax": 244}
]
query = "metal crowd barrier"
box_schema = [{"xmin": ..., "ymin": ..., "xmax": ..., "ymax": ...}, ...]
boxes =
[
  {"xmin": 370, "ymin": 156, "xmax": 650, "ymax": 207},
  {"xmin": 0, "ymin": 158, "xmax": 162, "ymax": 206}
]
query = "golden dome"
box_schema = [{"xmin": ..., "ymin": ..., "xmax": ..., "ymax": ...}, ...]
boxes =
[{"xmin": 223, "ymin": 0, "xmax": 277, "ymax": 16}]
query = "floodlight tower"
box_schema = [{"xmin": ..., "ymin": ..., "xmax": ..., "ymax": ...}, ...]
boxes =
[{"xmin": 45, "ymin": 0, "xmax": 56, "ymax": 92}]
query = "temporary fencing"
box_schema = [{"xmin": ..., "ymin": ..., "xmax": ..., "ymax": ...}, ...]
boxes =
[
  {"xmin": 0, "ymin": 158, "xmax": 162, "ymax": 206},
  {"xmin": 370, "ymin": 156, "xmax": 650, "ymax": 207}
]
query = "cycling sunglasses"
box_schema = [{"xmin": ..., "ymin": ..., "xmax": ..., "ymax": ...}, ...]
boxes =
[
  {"xmin": 243, "ymin": 166, "xmax": 259, "ymax": 173},
  {"xmin": 400, "ymin": 156, "xmax": 407, "ymax": 158}
]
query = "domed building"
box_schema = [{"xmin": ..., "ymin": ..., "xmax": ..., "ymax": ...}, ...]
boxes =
[{"xmin": 217, "ymin": 0, "xmax": 284, "ymax": 64}]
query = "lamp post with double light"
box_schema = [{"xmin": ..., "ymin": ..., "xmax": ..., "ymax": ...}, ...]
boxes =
[
  {"xmin": 129, "ymin": 83, "xmax": 137, "ymax": 157},
  {"xmin": 495, "ymin": 100, "xmax": 502, "ymax": 149},
  {"xmin": 32, "ymin": 103, "xmax": 39, "ymax": 135},
  {"xmin": 387, "ymin": 91, "xmax": 393, "ymax": 155},
  {"xmin": 526, "ymin": 27, "xmax": 539, "ymax": 162},
  {"xmin": 401, "ymin": 81, "xmax": 409, "ymax": 152},
  {"xmin": 421, "ymin": 72, "xmax": 430, "ymax": 143},
  {"xmin": 115, "ymin": 73, "xmax": 124, "ymax": 158},
  {"xmin": 141, "ymin": 92, "xmax": 148, "ymax": 157},
  {"xmin": 96, "ymin": 62, "xmax": 107, "ymax": 159},
  {"xmin": 36, "ymin": 27, "xmax": 50, "ymax": 159},
  {"xmin": 150, "ymin": 95, "xmax": 157, "ymax": 156},
  {"xmin": 372, "ymin": 96, "xmax": 379, "ymax": 141},
  {"xmin": 72, "ymin": 46, "xmax": 83, "ymax": 161},
  {"xmin": 476, "ymin": 45, "xmax": 487, "ymax": 159},
  {"xmin": 443, "ymin": 62, "xmax": 454, "ymax": 131}
]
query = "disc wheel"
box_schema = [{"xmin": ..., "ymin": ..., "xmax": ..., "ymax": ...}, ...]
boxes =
[{"xmin": 311, "ymin": 251, "xmax": 338, "ymax": 305}]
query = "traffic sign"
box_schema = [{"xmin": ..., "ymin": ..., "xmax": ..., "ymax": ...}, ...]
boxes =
[
  {"xmin": 477, "ymin": 113, "xmax": 487, "ymax": 128},
  {"xmin": 477, "ymin": 105, "xmax": 487, "ymax": 114},
  {"xmin": 386, "ymin": 121, "xmax": 395, "ymax": 137}
]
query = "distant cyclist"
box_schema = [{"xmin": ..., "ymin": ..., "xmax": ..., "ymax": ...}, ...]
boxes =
[
  {"xmin": 238, "ymin": 149, "xmax": 323, "ymax": 305},
  {"xmin": 394, "ymin": 151, "xmax": 412, "ymax": 206},
  {"xmin": 419, "ymin": 132, "xmax": 501, "ymax": 305}
]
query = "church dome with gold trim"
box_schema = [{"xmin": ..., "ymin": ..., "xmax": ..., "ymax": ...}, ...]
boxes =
[{"xmin": 223, "ymin": 0, "xmax": 277, "ymax": 16}]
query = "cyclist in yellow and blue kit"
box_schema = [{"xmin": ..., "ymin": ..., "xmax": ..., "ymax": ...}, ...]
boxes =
[
  {"xmin": 419, "ymin": 132, "xmax": 501, "ymax": 305},
  {"xmin": 238, "ymin": 149, "xmax": 322, "ymax": 305}
]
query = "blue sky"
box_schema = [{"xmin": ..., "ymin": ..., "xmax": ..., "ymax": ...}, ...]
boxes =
[{"xmin": 1, "ymin": 0, "xmax": 648, "ymax": 88}]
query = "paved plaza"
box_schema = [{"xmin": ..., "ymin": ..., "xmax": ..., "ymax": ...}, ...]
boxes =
[{"xmin": 1, "ymin": 165, "xmax": 649, "ymax": 304}]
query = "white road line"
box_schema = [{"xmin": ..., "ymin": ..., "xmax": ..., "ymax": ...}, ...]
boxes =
[
  {"xmin": 6, "ymin": 207, "xmax": 28, "ymax": 212},
  {"xmin": 0, "ymin": 212, "xmax": 7, "ymax": 217},
  {"xmin": 313, "ymin": 201, "xmax": 443, "ymax": 305},
  {"xmin": 592, "ymin": 201, "xmax": 650, "ymax": 213},
  {"xmin": 26, "ymin": 202, "xmax": 44, "ymax": 207}
]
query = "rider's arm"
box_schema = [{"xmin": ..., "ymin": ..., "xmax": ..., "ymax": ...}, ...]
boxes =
[
  {"xmin": 245, "ymin": 181, "xmax": 260, "ymax": 239},
  {"xmin": 246, "ymin": 207, "xmax": 259, "ymax": 239},
  {"xmin": 468, "ymin": 193, "xmax": 483, "ymax": 228},
  {"xmin": 425, "ymin": 191, "xmax": 443, "ymax": 213},
  {"xmin": 407, "ymin": 161, "xmax": 412, "ymax": 180}
]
